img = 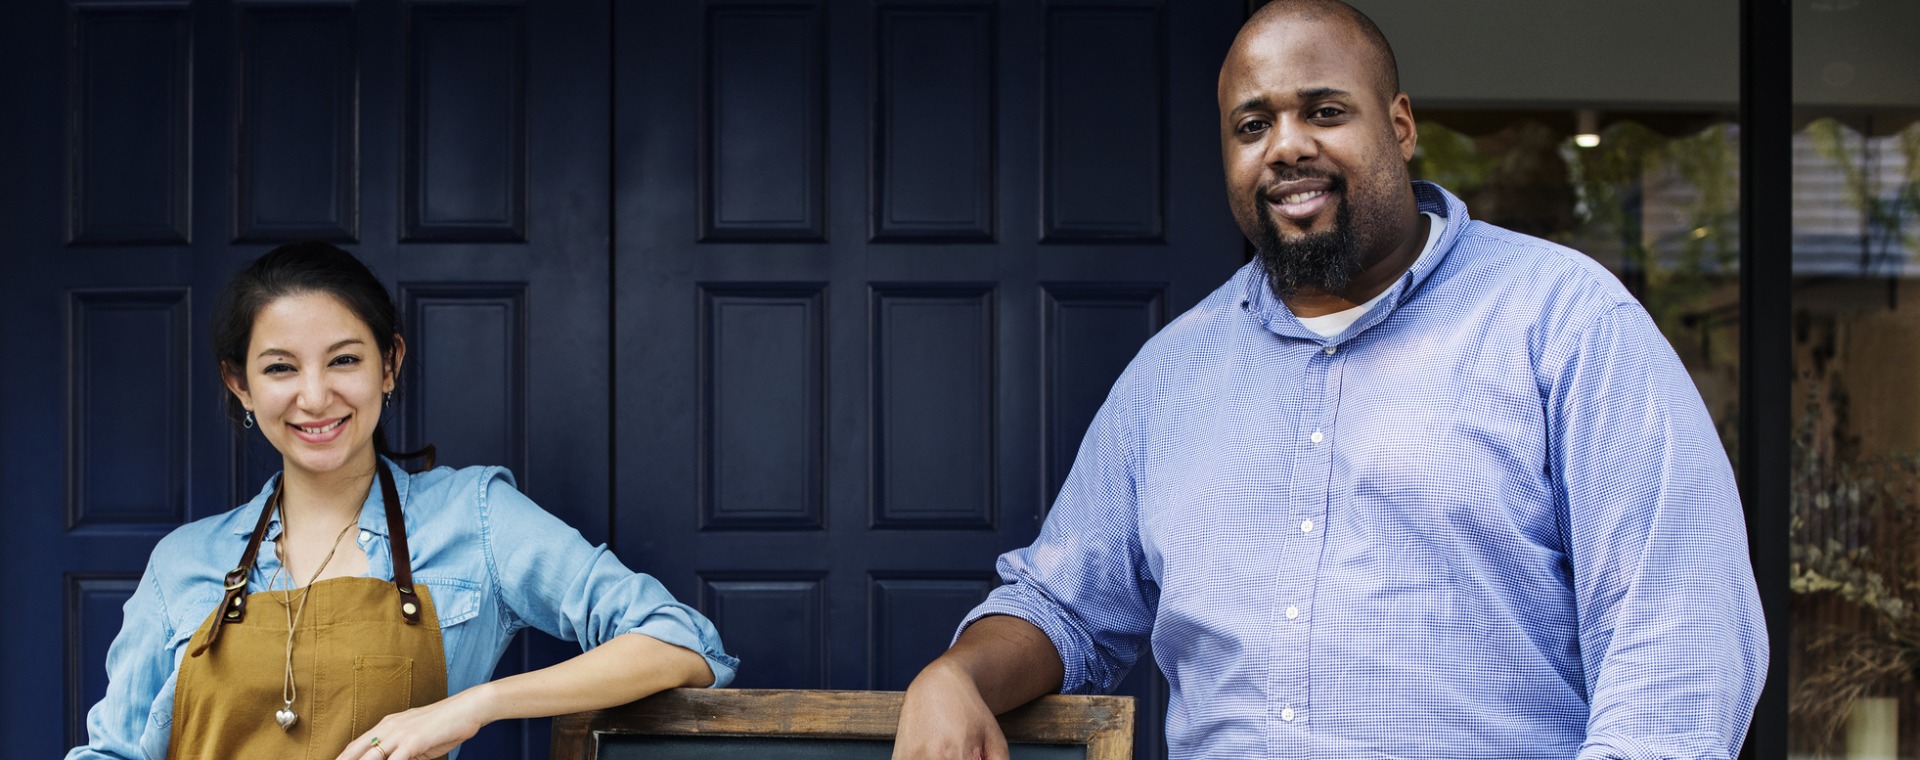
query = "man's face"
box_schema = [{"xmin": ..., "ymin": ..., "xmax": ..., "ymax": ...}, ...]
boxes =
[{"xmin": 1218, "ymin": 16, "xmax": 1417, "ymax": 299}]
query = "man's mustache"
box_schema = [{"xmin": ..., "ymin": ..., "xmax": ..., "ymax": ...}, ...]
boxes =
[{"xmin": 1257, "ymin": 169, "xmax": 1347, "ymax": 200}]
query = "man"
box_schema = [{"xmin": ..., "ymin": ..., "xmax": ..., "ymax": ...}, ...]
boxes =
[{"xmin": 892, "ymin": 1, "xmax": 1767, "ymax": 758}]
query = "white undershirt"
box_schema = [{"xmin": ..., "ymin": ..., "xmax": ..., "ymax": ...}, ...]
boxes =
[{"xmin": 1294, "ymin": 212, "xmax": 1443, "ymax": 339}]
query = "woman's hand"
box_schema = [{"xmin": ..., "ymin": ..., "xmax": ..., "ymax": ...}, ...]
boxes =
[
  {"xmin": 334, "ymin": 686, "xmax": 496, "ymax": 760},
  {"xmin": 332, "ymin": 633, "xmax": 711, "ymax": 760}
]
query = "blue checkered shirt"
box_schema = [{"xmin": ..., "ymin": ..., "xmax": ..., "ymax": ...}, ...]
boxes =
[{"xmin": 963, "ymin": 182, "xmax": 1767, "ymax": 759}]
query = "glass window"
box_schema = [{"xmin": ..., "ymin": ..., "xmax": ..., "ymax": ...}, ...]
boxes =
[
  {"xmin": 1789, "ymin": 1, "xmax": 1920, "ymax": 756},
  {"xmin": 1410, "ymin": 112, "xmax": 1743, "ymax": 456},
  {"xmin": 1790, "ymin": 117, "xmax": 1920, "ymax": 760}
]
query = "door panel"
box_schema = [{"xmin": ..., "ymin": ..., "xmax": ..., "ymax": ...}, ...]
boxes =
[
  {"xmin": 233, "ymin": 4, "xmax": 358, "ymax": 243},
  {"xmin": 700, "ymin": 285, "xmax": 828, "ymax": 530}
]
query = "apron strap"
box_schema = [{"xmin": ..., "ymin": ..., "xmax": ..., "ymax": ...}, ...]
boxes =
[
  {"xmin": 378, "ymin": 463, "xmax": 423, "ymax": 625},
  {"xmin": 191, "ymin": 483, "xmax": 280, "ymax": 657},
  {"xmin": 193, "ymin": 462, "xmax": 423, "ymax": 656}
]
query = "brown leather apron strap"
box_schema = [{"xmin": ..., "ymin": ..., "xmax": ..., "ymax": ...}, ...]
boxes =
[
  {"xmin": 191, "ymin": 482, "xmax": 280, "ymax": 657},
  {"xmin": 377, "ymin": 463, "xmax": 423, "ymax": 625},
  {"xmin": 194, "ymin": 462, "xmax": 421, "ymax": 656}
]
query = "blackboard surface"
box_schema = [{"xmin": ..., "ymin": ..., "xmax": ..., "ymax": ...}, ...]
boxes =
[{"xmin": 598, "ymin": 737, "xmax": 1086, "ymax": 760}]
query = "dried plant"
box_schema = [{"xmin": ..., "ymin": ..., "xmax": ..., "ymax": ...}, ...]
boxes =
[{"xmin": 1789, "ymin": 383, "xmax": 1920, "ymax": 754}]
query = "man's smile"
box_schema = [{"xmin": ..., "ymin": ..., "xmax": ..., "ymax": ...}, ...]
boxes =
[{"xmin": 1263, "ymin": 176, "xmax": 1343, "ymax": 225}]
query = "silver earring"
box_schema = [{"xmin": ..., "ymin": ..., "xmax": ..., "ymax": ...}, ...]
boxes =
[
  {"xmin": 243, "ymin": 410, "xmax": 255, "ymax": 429},
  {"xmin": 383, "ymin": 391, "xmax": 393, "ymax": 408}
]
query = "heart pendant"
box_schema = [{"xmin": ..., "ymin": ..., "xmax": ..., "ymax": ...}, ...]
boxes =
[{"xmin": 275, "ymin": 708, "xmax": 298, "ymax": 730}]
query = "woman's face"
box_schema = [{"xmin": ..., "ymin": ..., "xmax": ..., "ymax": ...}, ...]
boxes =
[{"xmin": 223, "ymin": 291, "xmax": 403, "ymax": 481}]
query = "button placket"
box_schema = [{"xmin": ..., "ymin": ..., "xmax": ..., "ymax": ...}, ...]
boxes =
[{"xmin": 1273, "ymin": 344, "xmax": 1339, "ymax": 753}]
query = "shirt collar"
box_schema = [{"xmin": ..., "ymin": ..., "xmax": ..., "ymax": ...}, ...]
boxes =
[
  {"xmin": 1240, "ymin": 180, "xmax": 1467, "ymax": 343},
  {"xmin": 230, "ymin": 457, "xmax": 411, "ymax": 540}
]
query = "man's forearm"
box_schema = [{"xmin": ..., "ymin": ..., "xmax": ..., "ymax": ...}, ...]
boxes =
[{"xmin": 930, "ymin": 614, "xmax": 1066, "ymax": 713}]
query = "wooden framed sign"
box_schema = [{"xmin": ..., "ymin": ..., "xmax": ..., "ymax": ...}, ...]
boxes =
[{"xmin": 550, "ymin": 689, "xmax": 1135, "ymax": 760}]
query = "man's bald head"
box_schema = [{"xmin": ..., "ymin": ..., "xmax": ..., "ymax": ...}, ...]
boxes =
[{"xmin": 1239, "ymin": 0, "xmax": 1400, "ymax": 100}]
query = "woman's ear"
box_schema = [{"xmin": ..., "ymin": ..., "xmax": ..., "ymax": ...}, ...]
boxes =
[
  {"xmin": 384, "ymin": 334, "xmax": 408, "ymax": 393},
  {"xmin": 220, "ymin": 361, "xmax": 253, "ymax": 414}
]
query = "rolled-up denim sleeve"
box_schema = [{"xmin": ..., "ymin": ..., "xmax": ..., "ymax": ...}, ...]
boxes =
[
  {"xmin": 67, "ymin": 557, "xmax": 176, "ymax": 760},
  {"xmin": 957, "ymin": 376, "xmax": 1156, "ymax": 695},
  {"xmin": 477, "ymin": 471, "xmax": 738, "ymax": 688}
]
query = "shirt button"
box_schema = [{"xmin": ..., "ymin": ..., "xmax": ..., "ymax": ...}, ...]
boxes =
[
  {"xmin": 1281, "ymin": 707, "xmax": 1296, "ymax": 722},
  {"xmin": 1286, "ymin": 605, "xmax": 1300, "ymax": 620},
  {"xmin": 1301, "ymin": 519, "xmax": 1314, "ymax": 534},
  {"xmin": 358, "ymin": 530, "xmax": 371, "ymax": 544},
  {"xmin": 1310, "ymin": 430, "xmax": 1324, "ymax": 443},
  {"xmin": 1322, "ymin": 345, "xmax": 1336, "ymax": 355}
]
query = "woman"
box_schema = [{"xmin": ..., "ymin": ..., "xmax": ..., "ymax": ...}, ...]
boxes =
[{"xmin": 68, "ymin": 241, "xmax": 737, "ymax": 760}]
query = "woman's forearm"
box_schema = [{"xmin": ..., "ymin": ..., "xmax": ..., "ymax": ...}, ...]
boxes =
[{"xmin": 461, "ymin": 632, "xmax": 714, "ymax": 723}]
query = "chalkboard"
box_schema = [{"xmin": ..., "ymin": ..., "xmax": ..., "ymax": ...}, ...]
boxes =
[{"xmin": 551, "ymin": 689, "xmax": 1133, "ymax": 760}]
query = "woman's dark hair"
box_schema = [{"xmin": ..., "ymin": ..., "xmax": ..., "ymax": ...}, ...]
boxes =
[{"xmin": 212, "ymin": 241, "xmax": 435, "ymax": 470}]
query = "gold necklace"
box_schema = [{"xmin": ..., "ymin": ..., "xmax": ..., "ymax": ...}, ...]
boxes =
[{"xmin": 264, "ymin": 499, "xmax": 358, "ymax": 732}]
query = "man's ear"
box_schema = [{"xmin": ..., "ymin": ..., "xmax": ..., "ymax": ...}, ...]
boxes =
[{"xmin": 1392, "ymin": 92, "xmax": 1417, "ymax": 163}]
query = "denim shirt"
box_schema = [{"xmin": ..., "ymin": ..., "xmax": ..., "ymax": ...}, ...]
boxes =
[
  {"xmin": 68, "ymin": 458, "xmax": 738, "ymax": 760},
  {"xmin": 963, "ymin": 182, "xmax": 1766, "ymax": 759}
]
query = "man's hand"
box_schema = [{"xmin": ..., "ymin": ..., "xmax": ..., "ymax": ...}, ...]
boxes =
[
  {"xmin": 893, "ymin": 658, "xmax": 1011, "ymax": 760},
  {"xmin": 890, "ymin": 615, "xmax": 1067, "ymax": 760}
]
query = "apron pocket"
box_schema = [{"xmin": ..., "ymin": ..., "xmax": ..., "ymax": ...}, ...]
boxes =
[{"xmin": 350, "ymin": 655, "xmax": 415, "ymax": 737}]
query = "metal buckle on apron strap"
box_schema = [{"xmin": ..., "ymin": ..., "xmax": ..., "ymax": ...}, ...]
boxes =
[{"xmin": 193, "ymin": 493, "xmax": 281, "ymax": 657}]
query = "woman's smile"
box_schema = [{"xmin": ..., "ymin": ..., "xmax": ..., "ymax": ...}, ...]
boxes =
[{"xmin": 289, "ymin": 416, "xmax": 351, "ymax": 443}]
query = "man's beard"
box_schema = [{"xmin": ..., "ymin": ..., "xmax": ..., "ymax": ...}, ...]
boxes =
[{"xmin": 1254, "ymin": 178, "xmax": 1362, "ymax": 301}]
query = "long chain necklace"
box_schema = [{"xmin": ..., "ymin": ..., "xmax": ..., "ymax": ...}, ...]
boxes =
[{"xmin": 263, "ymin": 497, "xmax": 358, "ymax": 732}]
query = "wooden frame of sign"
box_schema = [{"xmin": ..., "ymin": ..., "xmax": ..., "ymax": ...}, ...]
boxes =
[{"xmin": 550, "ymin": 689, "xmax": 1135, "ymax": 760}]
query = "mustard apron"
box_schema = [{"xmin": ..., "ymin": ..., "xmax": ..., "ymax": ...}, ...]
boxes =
[{"xmin": 171, "ymin": 465, "xmax": 448, "ymax": 759}]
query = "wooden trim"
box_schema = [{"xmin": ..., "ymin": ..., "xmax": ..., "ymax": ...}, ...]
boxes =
[{"xmin": 551, "ymin": 689, "xmax": 1135, "ymax": 760}]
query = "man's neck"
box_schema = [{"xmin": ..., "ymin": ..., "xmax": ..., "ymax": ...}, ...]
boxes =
[{"xmin": 1283, "ymin": 211, "xmax": 1430, "ymax": 318}]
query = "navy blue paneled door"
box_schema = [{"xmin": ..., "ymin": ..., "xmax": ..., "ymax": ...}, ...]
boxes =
[
  {"xmin": 2, "ymin": 1, "xmax": 1242, "ymax": 758},
  {"xmin": 611, "ymin": 2, "xmax": 1242, "ymax": 757}
]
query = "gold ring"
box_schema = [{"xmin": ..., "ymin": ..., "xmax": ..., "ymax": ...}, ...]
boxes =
[{"xmin": 369, "ymin": 737, "xmax": 389, "ymax": 758}]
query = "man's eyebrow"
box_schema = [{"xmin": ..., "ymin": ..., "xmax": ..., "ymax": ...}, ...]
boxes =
[{"xmin": 1232, "ymin": 88, "xmax": 1352, "ymax": 115}]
